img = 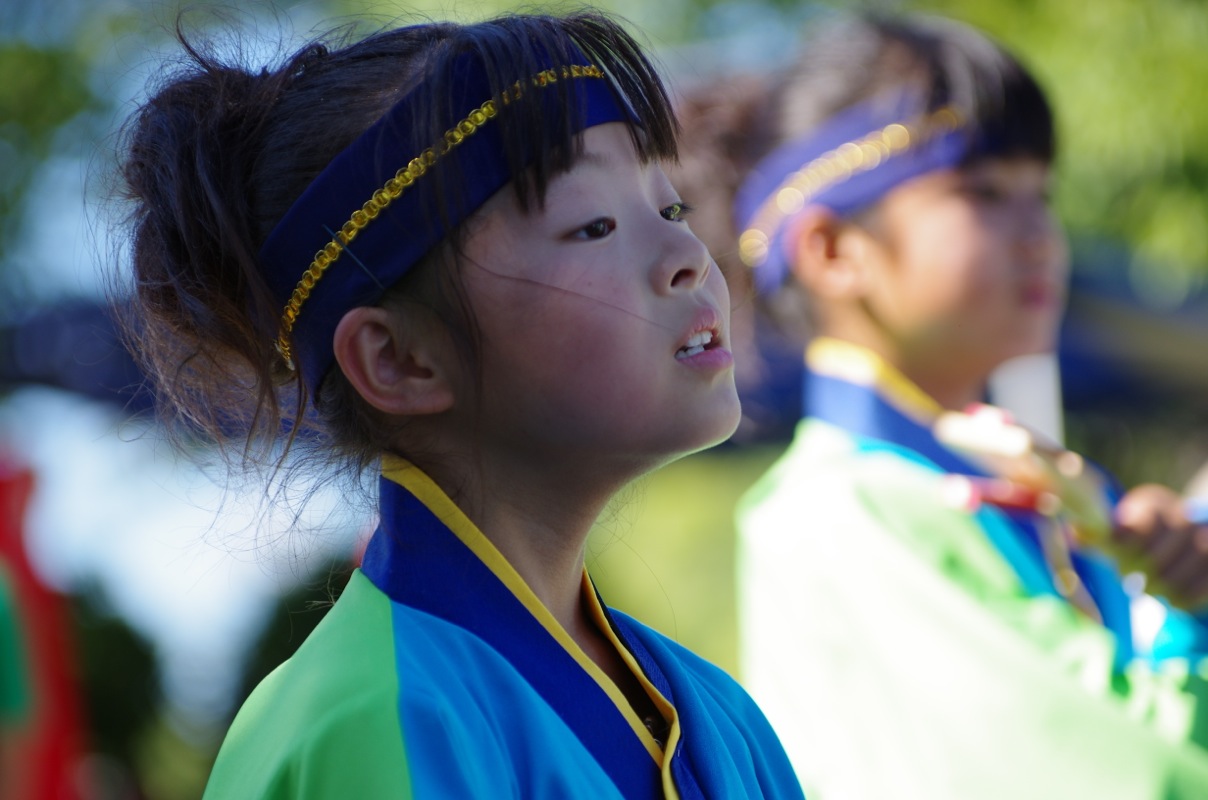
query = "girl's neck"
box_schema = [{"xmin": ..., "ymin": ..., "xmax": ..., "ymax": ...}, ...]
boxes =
[
  {"xmin": 460, "ymin": 461, "xmax": 667, "ymax": 727},
  {"xmin": 423, "ymin": 452, "xmax": 627, "ymax": 634},
  {"xmin": 407, "ymin": 451, "xmax": 665, "ymax": 728}
]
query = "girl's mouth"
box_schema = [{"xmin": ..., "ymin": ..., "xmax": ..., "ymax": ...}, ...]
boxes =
[{"xmin": 676, "ymin": 329, "xmax": 718, "ymax": 359}]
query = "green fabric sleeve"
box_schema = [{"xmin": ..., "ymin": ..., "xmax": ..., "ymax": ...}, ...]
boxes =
[
  {"xmin": 0, "ymin": 566, "xmax": 31, "ymax": 726},
  {"xmin": 203, "ymin": 573, "xmax": 412, "ymax": 799}
]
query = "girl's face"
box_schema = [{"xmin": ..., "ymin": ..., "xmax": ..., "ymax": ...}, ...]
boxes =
[
  {"xmin": 854, "ymin": 156, "xmax": 1068, "ymax": 378},
  {"xmin": 455, "ymin": 122, "xmax": 740, "ymax": 472}
]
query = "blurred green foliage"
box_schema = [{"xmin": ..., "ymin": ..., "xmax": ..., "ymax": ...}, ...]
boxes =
[
  {"xmin": 901, "ymin": 0, "xmax": 1208, "ymax": 288},
  {"xmin": 69, "ymin": 582, "xmax": 161, "ymax": 795},
  {"xmin": 589, "ymin": 448, "xmax": 784, "ymax": 676},
  {"xmin": 0, "ymin": 43, "xmax": 93, "ymax": 142},
  {"xmin": 0, "ymin": 41, "xmax": 97, "ymax": 299}
]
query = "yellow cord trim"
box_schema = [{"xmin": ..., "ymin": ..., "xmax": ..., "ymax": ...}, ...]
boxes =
[
  {"xmin": 276, "ymin": 64, "xmax": 606, "ymax": 368},
  {"xmin": 738, "ymin": 106, "xmax": 963, "ymax": 269}
]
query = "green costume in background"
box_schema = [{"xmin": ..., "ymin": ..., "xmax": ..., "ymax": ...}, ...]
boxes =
[
  {"xmin": 738, "ymin": 338, "xmax": 1208, "ymax": 800},
  {"xmin": 0, "ymin": 563, "xmax": 30, "ymax": 730}
]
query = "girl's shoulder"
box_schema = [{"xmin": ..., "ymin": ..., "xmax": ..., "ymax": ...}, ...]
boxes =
[
  {"xmin": 206, "ymin": 571, "xmax": 624, "ymax": 799},
  {"xmin": 203, "ymin": 571, "xmax": 409, "ymax": 798}
]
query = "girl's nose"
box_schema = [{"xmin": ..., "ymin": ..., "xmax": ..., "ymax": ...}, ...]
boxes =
[
  {"xmin": 655, "ymin": 226, "xmax": 713, "ymax": 293},
  {"xmin": 1017, "ymin": 202, "xmax": 1066, "ymax": 271}
]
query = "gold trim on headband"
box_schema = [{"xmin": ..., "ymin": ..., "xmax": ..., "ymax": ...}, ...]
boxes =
[
  {"xmin": 738, "ymin": 106, "xmax": 963, "ymax": 269},
  {"xmin": 276, "ymin": 64, "xmax": 606, "ymax": 369}
]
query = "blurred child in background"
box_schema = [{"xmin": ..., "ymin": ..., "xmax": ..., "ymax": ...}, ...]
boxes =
[{"xmin": 674, "ymin": 11, "xmax": 1208, "ymax": 799}]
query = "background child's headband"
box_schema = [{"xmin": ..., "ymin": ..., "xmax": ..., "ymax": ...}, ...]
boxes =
[
  {"xmin": 734, "ymin": 94, "xmax": 978, "ymax": 294},
  {"xmin": 260, "ymin": 43, "xmax": 631, "ymax": 394}
]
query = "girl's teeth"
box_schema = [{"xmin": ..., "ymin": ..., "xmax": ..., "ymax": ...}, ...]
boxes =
[{"xmin": 677, "ymin": 331, "xmax": 714, "ymax": 359}]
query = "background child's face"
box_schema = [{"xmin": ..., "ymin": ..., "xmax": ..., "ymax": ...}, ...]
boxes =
[
  {"xmin": 454, "ymin": 122, "xmax": 741, "ymax": 472},
  {"xmin": 854, "ymin": 156, "xmax": 1068, "ymax": 378}
]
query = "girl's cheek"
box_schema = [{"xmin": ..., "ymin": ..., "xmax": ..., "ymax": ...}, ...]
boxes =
[{"xmin": 707, "ymin": 269, "xmax": 732, "ymax": 307}]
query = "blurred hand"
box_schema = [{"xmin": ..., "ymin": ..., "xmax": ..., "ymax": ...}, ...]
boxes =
[{"xmin": 1113, "ymin": 483, "xmax": 1208, "ymax": 611}]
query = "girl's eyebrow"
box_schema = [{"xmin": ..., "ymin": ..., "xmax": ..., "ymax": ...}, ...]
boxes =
[{"xmin": 547, "ymin": 149, "xmax": 613, "ymax": 190}]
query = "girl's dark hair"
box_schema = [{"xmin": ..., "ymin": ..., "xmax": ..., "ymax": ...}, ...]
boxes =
[{"xmin": 113, "ymin": 11, "xmax": 678, "ymax": 475}]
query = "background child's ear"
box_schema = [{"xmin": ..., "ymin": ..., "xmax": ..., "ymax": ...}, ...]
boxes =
[
  {"xmin": 787, "ymin": 206, "xmax": 872, "ymax": 302},
  {"xmin": 332, "ymin": 306, "xmax": 458, "ymax": 417}
]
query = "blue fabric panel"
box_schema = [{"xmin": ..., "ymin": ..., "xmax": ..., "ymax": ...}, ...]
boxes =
[
  {"xmin": 389, "ymin": 600, "xmax": 625, "ymax": 798},
  {"xmin": 362, "ymin": 477, "xmax": 661, "ymax": 799}
]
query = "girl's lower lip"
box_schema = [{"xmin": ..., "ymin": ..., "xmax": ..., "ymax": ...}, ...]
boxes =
[{"xmin": 676, "ymin": 346, "xmax": 734, "ymax": 370}]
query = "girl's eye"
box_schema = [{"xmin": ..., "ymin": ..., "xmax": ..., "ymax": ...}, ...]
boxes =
[
  {"xmin": 962, "ymin": 183, "xmax": 1053, "ymax": 208},
  {"xmin": 661, "ymin": 202, "xmax": 693, "ymax": 222},
  {"xmin": 963, "ymin": 184, "xmax": 1007, "ymax": 203},
  {"xmin": 576, "ymin": 218, "xmax": 616, "ymax": 240}
]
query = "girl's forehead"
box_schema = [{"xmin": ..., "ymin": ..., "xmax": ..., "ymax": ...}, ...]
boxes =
[
  {"xmin": 559, "ymin": 123, "xmax": 650, "ymax": 172},
  {"xmin": 510, "ymin": 123, "xmax": 663, "ymax": 207}
]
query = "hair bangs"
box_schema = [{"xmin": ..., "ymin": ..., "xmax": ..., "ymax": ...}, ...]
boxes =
[
  {"xmin": 903, "ymin": 16, "xmax": 1055, "ymax": 164},
  {"xmin": 415, "ymin": 13, "xmax": 678, "ymax": 214}
]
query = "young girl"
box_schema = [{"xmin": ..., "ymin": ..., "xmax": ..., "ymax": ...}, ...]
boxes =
[
  {"xmin": 674, "ymin": 11, "xmax": 1208, "ymax": 800},
  {"xmin": 113, "ymin": 12, "xmax": 802, "ymax": 798}
]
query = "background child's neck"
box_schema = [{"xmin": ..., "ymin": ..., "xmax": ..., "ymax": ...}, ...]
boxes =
[
  {"xmin": 894, "ymin": 358, "xmax": 986, "ymax": 412},
  {"xmin": 822, "ymin": 323, "xmax": 989, "ymax": 412}
]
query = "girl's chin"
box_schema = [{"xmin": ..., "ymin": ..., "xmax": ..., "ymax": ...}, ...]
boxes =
[
  {"xmin": 688, "ymin": 405, "xmax": 744, "ymax": 454},
  {"xmin": 647, "ymin": 414, "xmax": 741, "ymax": 468}
]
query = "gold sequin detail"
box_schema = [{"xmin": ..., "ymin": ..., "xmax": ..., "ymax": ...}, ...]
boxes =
[
  {"xmin": 276, "ymin": 64, "xmax": 606, "ymax": 368},
  {"xmin": 738, "ymin": 107, "xmax": 965, "ymax": 269}
]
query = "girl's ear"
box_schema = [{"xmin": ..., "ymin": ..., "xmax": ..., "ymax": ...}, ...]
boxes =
[
  {"xmin": 332, "ymin": 305, "xmax": 458, "ymax": 417},
  {"xmin": 785, "ymin": 206, "xmax": 873, "ymax": 301}
]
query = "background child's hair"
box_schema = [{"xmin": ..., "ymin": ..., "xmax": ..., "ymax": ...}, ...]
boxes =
[
  {"xmin": 111, "ymin": 12, "xmax": 678, "ymax": 477},
  {"xmin": 674, "ymin": 11, "xmax": 1056, "ymax": 284}
]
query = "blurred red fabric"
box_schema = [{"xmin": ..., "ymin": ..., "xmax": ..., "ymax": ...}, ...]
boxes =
[{"xmin": 1, "ymin": 459, "xmax": 85, "ymax": 800}]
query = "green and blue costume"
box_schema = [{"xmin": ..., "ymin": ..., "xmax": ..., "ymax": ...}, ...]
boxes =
[{"xmin": 207, "ymin": 459, "xmax": 801, "ymax": 798}]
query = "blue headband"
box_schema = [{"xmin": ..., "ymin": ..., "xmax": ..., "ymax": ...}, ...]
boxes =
[
  {"xmin": 734, "ymin": 94, "xmax": 976, "ymax": 294},
  {"xmin": 260, "ymin": 45, "xmax": 632, "ymax": 394}
]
